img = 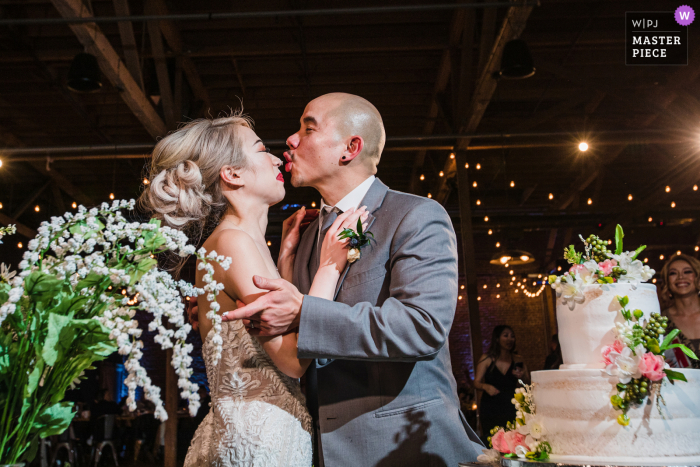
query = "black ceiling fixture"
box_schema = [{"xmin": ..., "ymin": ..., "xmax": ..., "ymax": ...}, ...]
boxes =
[
  {"xmin": 67, "ymin": 52, "xmax": 102, "ymax": 93},
  {"xmin": 497, "ymin": 39, "xmax": 536, "ymax": 79}
]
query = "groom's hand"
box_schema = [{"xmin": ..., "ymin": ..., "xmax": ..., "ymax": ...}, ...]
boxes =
[{"xmin": 221, "ymin": 275, "xmax": 303, "ymax": 336}]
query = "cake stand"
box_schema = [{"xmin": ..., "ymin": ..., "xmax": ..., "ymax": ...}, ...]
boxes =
[{"xmin": 458, "ymin": 457, "xmax": 700, "ymax": 467}]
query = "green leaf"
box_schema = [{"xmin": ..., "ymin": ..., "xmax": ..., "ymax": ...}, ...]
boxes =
[
  {"xmin": 35, "ymin": 402, "xmax": 75, "ymax": 438},
  {"xmin": 665, "ymin": 344, "xmax": 699, "ymax": 360},
  {"xmin": 660, "ymin": 329, "xmax": 680, "ymax": 349},
  {"xmin": 617, "ymin": 295, "xmax": 629, "ymax": 308},
  {"xmin": 76, "ymin": 272, "xmax": 104, "ymax": 291},
  {"xmin": 21, "ymin": 436, "xmax": 39, "ymax": 463},
  {"xmin": 130, "ymin": 257, "xmax": 158, "ymax": 285},
  {"xmin": 26, "ymin": 358, "xmax": 45, "ymax": 397},
  {"xmin": 664, "ymin": 369, "xmax": 688, "ymax": 382},
  {"xmin": 24, "ymin": 272, "xmax": 62, "ymax": 305},
  {"xmin": 357, "ymin": 218, "xmax": 363, "ymax": 235},
  {"xmin": 631, "ymin": 245, "xmax": 646, "ymax": 261},
  {"xmin": 615, "ymin": 224, "xmax": 624, "ymax": 255},
  {"xmin": 42, "ymin": 312, "xmax": 77, "ymax": 367}
]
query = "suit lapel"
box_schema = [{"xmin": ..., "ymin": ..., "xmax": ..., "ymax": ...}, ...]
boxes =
[
  {"xmin": 295, "ymin": 216, "xmax": 319, "ymax": 294},
  {"xmin": 332, "ymin": 179, "xmax": 388, "ymax": 298}
]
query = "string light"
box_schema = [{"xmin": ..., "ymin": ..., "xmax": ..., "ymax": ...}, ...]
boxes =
[
  {"xmin": 644, "ymin": 258, "xmax": 648, "ymax": 263},
  {"xmin": 677, "ymin": 250, "xmax": 681, "ymax": 255},
  {"xmin": 652, "ymin": 278, "xmax": 657, "ymax": 283},
  {"xmin": 143, "ymin": 178, "xmax": 150, "ymax": 185},
  {"xmin": 0, "ymin": 159, "xmax": 2, "ymax": 168},
  {"xmin": 660, "ymin": 255, "xmax": 665, "ymax": 260},
  {"xmin": 538, "ymin": 274, "xmax": 542, "ymax": 278},
  {"xmin": 427, "ymin": 193, "xmax": 432, "ymax": 198},
  {"xmin": 578, "ymin": 142, "xmax": 589, "ymax": 151},
  {"xmin": 72, "ymin": 202, "xmax": 77, "ymax": 209},
  {"xmin": 694, "ymin": 185, "xmax": 698, "ymax": 191},
  {"xmin": 488, "ymin": 229, "xmax": 493, "ymax": 235},
  {"xmin": 695, "ymin": 246, "xmax": 699, "ymax": 252},
  {"xmin": 109, "ymin": 193, "xmax": 115, "ymax": 200},
  {"xmin": 648, "ymin": 217, "xmax": 652, "ymax": 222},
  {"xmin": 510, "ymin": 181, "xmax": 515, "ymax": 188},
  {"xmin": 665, "ymin": 186, "xmax": 671, "ymax": 192},
  {"xmin": 496, "ymin": 294, "xmax": 500, "ymax": 298},
  {"xmin": 34, "ymin": 205, "xmax": 40, "ymax": 212},
  {"xmin": 477, "ymin": 296, "xmax": 481, "ymax": 301},
  {"xmin": 671, "ymin": 201, "xmax": 676, "ymax": 208},
  {"xmin": 439, "ymin": 171, "xmax": 444, "ymax": 177},
  {"xmin": 311, "ymin": 201, "xmax": 316, "ymax": 207},
  {"xmin": 483, "ymin": 284, "xmax": 488, "ymax": 289},
  {"xmin": 496, "ymin": 242, "xmax": 500, "ymax": 247},
  {"xmin": 460, "ymin": 285, "xmax": 465, "ymax": 290},
  {"xmin": 548, "ymin": 193, "xmax": 553, "ymax": 200},
  {"xmin": 627, "ymin": 194, "xmax": 633, "ymax": 201},
  {"xmin": 509, "ymin": 270, "xmax": 514, "ymax": 275},
  {"xmin": 557, "ymin": 266, "xmax": 562, "ymax": 271},
  {"xmin": 504, "ymin": 263, "xmax": 509, "ymax": 268},
  {"xmin": 420, "ymin": 174, "xmax": 425, "ymax": 181},
  {"xmin": 17, "ymin": 242, "xmax": 22, "ymax": 249},
  {"xmin": 0, "ymin": 202, "xmax": 2, "ymax": 209},
  {"xmin": 515, "ymin": 289, "xmax": 519, "ymax": 293},
  {"xmin": 472, "ymin": 181, "xmax": 477, "ymax": 188},
  {"xmin": 587, "ymin": 198, "xmax": 592, "ymax": 205},
  {"xmin": 450, "ymin": 153, "xmax": 455, "ymax": 159},
  {"xmin": 484, "ymin": 216, "xmax": 489, "ymax": 222},
  {"xmin": 458, "ymin": 295, "xmax": 463, "ymax": 300},
  {"xmin": 267, "ymin": 241, "xmax": 272, "ymax": 246},
  {"xmin": 476, "ymin": 163, "xmax": 481, "ymax": 170},
  {"xmin": 464, "ymin": 163, "xmax": 469, "ymax": 169},
  {"xmin": 476, "ymin": 199, "xmax": 481, "ymax": 205},
  {"xmin": 496, "ymin": 283, "xmax": 501, "ymax": 288}
]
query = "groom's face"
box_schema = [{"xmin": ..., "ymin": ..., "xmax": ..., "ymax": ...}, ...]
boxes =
[{"xmin": 284, "ymin": 97, "xmax": 345, "ymax": 188}]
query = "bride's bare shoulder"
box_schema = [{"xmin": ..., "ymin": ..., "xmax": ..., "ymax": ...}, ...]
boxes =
[{"xmin": 205, "ymin": 228, "xmax": 259, "ymax": 258}]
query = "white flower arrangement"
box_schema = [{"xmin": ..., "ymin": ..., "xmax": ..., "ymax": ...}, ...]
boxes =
[
  {"xmin": 0, "ymin": 225, "xmax": 16, "ymax": 244},
  {"xmin": 549, "ymin": 225, "xmax": 655, "ymax": 308},
  {"xmin": 0, "ymin": 200, "xmax": 230, "ymax": 422}
]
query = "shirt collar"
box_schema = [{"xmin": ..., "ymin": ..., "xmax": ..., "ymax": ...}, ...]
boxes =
[{"xmin": 319, "ymin": 175, "xmax": 375, "ymax": 213}]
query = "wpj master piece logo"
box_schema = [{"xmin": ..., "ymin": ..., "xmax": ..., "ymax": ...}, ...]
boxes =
[{"xmin": 625, "ymin": 6, "xmax": 693, "ymax": 65}]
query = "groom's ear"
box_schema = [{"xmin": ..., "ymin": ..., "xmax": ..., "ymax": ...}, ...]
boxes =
[
  {"xmin": 340, "ymin": 135, "xmax": 364, "ymax": 163},
  {"xmin": 220, "ymin": 166, "xmax": 245, "ymax": 188}
]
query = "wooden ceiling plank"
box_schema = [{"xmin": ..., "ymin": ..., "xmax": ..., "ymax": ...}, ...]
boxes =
[
  {"xmin": 49, "ymin": 0, "xmax": 166, "ymax": 139},
  {"xmin": 12, "ymin": 180, "xmax": 51, "ymax": 219},
  {"xmin": 112, "ymin": 0, "xmax": 145, "ymax": 90},
  {"xmin": 146, "ymin": 4, "xmax": 176, "ymax": 130}
]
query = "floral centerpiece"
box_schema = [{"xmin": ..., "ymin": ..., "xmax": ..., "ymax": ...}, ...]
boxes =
[
  {"xmin": 0, "ymin": 201, "xmax": 229, "ymax": 464},
  {"xmin": 603, "ymin": 295, "xmax": 698, "ymax": 425},
  {"xmin": 479, "ymin": 382, "xmax": 552, "ymax": 463},
  {"xmin": 549, "ymin": 225, "xmax": 655, "ymax": 308}
]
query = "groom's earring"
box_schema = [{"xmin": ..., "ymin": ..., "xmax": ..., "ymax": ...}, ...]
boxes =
[{"xmin": 342, "ymin": 156, "xmax": 346, "ymax": 160}]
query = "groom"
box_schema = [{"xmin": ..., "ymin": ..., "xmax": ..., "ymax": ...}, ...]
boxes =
[{"xmin": 225, "ymin": 93, "xmax": 482, "ymax": 466}]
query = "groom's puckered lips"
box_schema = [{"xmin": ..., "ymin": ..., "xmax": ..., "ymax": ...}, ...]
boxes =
[{"xmin": 283, "ymin": 151, "xmax": 293, "ymax": 172}]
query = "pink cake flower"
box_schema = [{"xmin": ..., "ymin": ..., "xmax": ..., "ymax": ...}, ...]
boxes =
[
  {"xmin": 493, "ymin": 428, "xmax": 530, "ymax": 454},
  {"xmin": 598, "ymin": 259, "xmax": 617, "ymax": 276},
  {"xmin": 639, "ymin": 352, "xmax": 665, "ymax": 381},
  {"xmin": 569, "ymin": 264, "xmax": 586, "ymax": 275},
  {"xmin": 491, "ymin": 429, "xmax": 510, "ymax": 453},
  {"xmin": 602, "ymin": 339, "xmax": 625, "ymax": 366}
]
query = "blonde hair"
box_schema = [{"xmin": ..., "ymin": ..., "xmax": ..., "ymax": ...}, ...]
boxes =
[
  {"xmin": 658, "ymin": 253, "xmax": 700, "ymax": 307},
  {"xmin": 139, "ymin": 111, "xmax": 253, "ymax": 242}
]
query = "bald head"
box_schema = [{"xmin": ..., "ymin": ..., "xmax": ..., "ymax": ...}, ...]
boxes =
[{"xmin": 314, "ymin": 93, "xmax": 386, "ymax": 166}]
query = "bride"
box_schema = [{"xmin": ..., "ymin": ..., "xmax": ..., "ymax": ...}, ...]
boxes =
[{"xmin": 139, "ymin": 112, "xmax": 367, "ymax": 466}]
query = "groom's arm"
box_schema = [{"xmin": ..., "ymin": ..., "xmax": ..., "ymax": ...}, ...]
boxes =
[{"xmin": 297, "ymin": 199, "xmax": 458, "ymax": 362}]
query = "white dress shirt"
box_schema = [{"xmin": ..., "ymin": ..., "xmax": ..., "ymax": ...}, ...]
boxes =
[{"xmin": 317, "ymin": 175, "xmax": 375, "ymax": 238}]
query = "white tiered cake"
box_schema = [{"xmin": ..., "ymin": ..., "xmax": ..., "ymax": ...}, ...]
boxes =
[{"xmin": 532, "ymin": 283, "xmax": 700, "ymax": 462}]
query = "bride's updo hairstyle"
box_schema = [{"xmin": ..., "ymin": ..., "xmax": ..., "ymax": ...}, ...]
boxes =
[{"xmin": 139, "ymin": 111, "xmax": 253, "ymax": 242}]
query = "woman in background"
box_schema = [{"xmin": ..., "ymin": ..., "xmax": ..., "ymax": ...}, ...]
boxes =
[
  {"xmin": 474, "ymin": 325, "xmax": 529, "ymax": 439},
  {"xmin": 659, "ymin": 254, "xmax": 700, "ymax": 369}
]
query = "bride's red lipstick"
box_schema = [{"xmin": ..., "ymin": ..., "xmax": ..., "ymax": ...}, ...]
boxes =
[{"xmin": 276, "ymin": 173, "xmax": 284, "ymax": 182}]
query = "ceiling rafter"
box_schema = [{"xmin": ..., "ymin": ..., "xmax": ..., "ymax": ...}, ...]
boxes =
[
  {"xmin": 49, "ymin": 0, "xmax": 166, "ymax": 139},
  {"xmin": 112, "ymin": 0, "xmax": 145, "ymax": 91}
]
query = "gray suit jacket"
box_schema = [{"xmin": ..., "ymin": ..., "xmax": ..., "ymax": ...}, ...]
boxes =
[{"xmin": 294, "ymin": 179, "xmax": 482, "ymax": 467}]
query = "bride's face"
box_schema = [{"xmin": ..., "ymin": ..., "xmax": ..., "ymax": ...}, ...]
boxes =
[{"xmin": 238, "ymin": 126, "xmax": 285, "ymax": 206}]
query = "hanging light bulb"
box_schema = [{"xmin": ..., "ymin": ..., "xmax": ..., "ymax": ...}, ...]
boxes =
[
  {"xmin": 465, "ymin": 163, "xmax": 469, "ymax": 169},
  {"xmin": 460, "ymin": 285, "xmax": 465, "ymax": 290},
  {"xmin": 677, "ymin": 250, "xmax": 681, "ymax": 256},
  {"xmin": 72, "ymin": 202, "xmax": 77, "ymax": 209},
  {"xmin": 439, "ymin": 171, "xmax": 444, "ymax": 177},
  {"xmin": 694, "ymin": 184, "xmax": 698, "ymax": 191},
  {"xmin": 510, "ymin": 181, "xmax": 515, "ymax": 187},
  {"xmin": 484, "ymin": 216, "xmax": 489, "ymax": 222},
  {"xmin": 267, "ymin": 241, "xmax": 272, "ymax": 246},
  {"xmin": 143, "ymin": 178, "xmax": 150, "ymax": 185},
  {"xmin": 627, "ymin": 194, "xmax": 633, "ymax": 201},
  {"xmin": 427, "ymin": 193, "xmax": 432, "ymax": 198},
  {"xmin": 578, "ymin": 142, "xmax": 589, "ymax": 151},
  {"xmin": 450, "ymin": 153, "xmax": 455, "ymax": 159},
  {"xmin": 311, "ymin": 201, "xmax": 317, "ymax": 207},
  {"xmin": 496, "ymin": 242, "xmax": 500, "ymax": 247},
  {"xmin": 648, "ymin": 216, "xmax": 652, "ymax": 222},
  {"xmin": 488, "ymin": 229, "xmax": 493, "ymax": 235},
  {"xmin": 504, "ymin": 263, "xmax": 509, "ymax": 268},
  {"xmin": 652, "ymin": 278, "xmax": 657, "ymax": 283},
  {"xmin": 644, "ymin": 257, "xmax": 648, "ymax": 263},
  {"xmin": 476, "ymin": 163, "xmax": 481, "ymax": 170},
  {"xmin": 496, "ymin": 283, "xmax": 501, "ymax": 288},
  {"xmin": 695, "ymin": 246, "xmax": 699, "ymax": 252},
  {"xmin": 660, "ymin": 255, "xmax": 665, "ymax": 260},
  {"xmin": 587, "ymin": 198, "xmax": 592, "ymax": 205},
  {"xmin": 472, "ymin": 181, "xmax": 477, "ymax": 188},
  {"xmin": 483, "ymin": 284, "xmax": 488, "ymax": 289},
  {"xmin": 67, "ymin": 52, "xmax": 103, "ymax": 93},
  {"xmin": 671, "ymin": 201, "xmax": 676, "ymax": 208},
  {"xmin": 458, "ymin": 295, "xmax": 463, "ymax": 300},
  {"xmin": 477, "ymin": 296, "xmax": 481, "ymax": 301},
  {"xmin": 665, "ymin": 186, "xmax": 671, "ymax": 192},
  {"xmin": 17, "ymin": 242, "xmax": 23, "ymax": 249},
  {"xmin": 420, "ymin": 174, "xmax": 425, "ymax": 181},
  {"xmin": 109, "ymin": 193, "xmax": 115, "ymax": 200},
  {"xmin": 34, "ymin": 205, "xmax": 40, "ymax": 212},
  {"xmin": 557, "ymin": 266, "xmax": 562, "ymax": 271},
  {"xmin": 0, "ymin": 202, "xmax": 3, "ymax": 209},
  {"xmin": 498, "ymin": 39, "xmax": 536, "ymax": 79},
  {"xmin": 476, "ymin": 199, "xmax": 481, "ymax": 205},
  {"xmin": 548, "ymin": 193, "xmax": 553, "ymax": 200},
  {"xmin": 496, "ymin": 294, "xmax": 500, "ymax": 298}
]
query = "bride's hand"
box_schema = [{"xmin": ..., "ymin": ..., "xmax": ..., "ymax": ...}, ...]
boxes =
[
  {"xmin": 319, "ymin": 207, "xmax": 369, "ymax": 274},
  {"xmin": 278, "ymin": 207, "xmax": 319, "ymax": 281}
]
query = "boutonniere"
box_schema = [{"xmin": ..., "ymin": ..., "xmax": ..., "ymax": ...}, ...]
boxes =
[{"xmin": 338, "ymin": 218, "xmax": 374, "ymax": 264}]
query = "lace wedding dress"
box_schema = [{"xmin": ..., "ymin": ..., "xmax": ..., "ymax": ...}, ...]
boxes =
[{"xmin": 184, "ymin": 319, "xmax": 313, "ymax": 466}]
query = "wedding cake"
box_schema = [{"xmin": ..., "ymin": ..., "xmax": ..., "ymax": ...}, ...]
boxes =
[
  {"xmin": 533, "ymin": 282, "xmax": 700, "ymax": 462},
  {"xmin": 482, "ymin": 227, "xmax": 700, "ymax": 464}
]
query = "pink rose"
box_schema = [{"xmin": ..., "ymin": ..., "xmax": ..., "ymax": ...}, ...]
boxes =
[
  {"xmin": 598, "ymin": 259, "xmax": 617, "ymax": 276},
  {"xmin": 639, "ymin": 352, "xmax": 665, "ymax": 381},
  {"xmin": 491, "ymin": 429, "xmax": 510, "ymax": 453},
  {"xmin": 602, "ymin": 339, "xmax": 625, "ymax": 366},
  {"xmin": 569, "ymin": 264, "xmax": 586, "ymax": 275},
  {"xmin": 504, "ymin": 430, "xmax": 529, "ymax": 453}
]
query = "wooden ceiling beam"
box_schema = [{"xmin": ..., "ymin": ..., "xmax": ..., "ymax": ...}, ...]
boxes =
[
  {"xmin": 146, "ymin": 7, "xmax": 176, "ymax": 130},
  {"xmin": 112, "ymin": 0, "xmax": 144, "ymax": 90},
  {"xmin": 433, "ymin": 2, "xmax": 535, "ymax": 204},
  {"xmin": 49, "ymin": 0, "xmax": 166, "ymax": 139}
]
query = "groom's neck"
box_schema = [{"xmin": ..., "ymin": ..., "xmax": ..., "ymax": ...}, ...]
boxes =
[{"xmin": 317, "ymin": 171, "xmax": 373, "ymax": 206}]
